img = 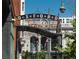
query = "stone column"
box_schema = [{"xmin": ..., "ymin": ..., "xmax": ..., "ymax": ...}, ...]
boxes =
[
  {"xmin": 47, "ymin": 38, "xmax": 51, "ymax": 59},
  {"xmin": 57, "ymin": 35, "xmax": 62, "ymax": 59},
  {"xmin": 19, "ymin": 54, "xmax": 22, "ymax": 59},
  {"xmin": 50, "ymin": 38, "xmax": 51, "ymax": 52},
  {"xmin": 38, "ymin": 35, "xmax": 41, "ymax": 52}
]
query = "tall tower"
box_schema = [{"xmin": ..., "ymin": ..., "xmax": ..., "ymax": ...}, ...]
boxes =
[
  {"xmin": 20, "ymin": 0, "xmax": 26, "ymax": 26},
  {"xmin": 21, "ymin": 0, "xmax": 25, "ymax": 15}
]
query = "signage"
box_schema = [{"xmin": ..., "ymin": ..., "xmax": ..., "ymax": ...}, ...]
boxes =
[
  {"xmin": 18, "ymin": 13, "xmax": 59, "ymax": 30},
  {"xmin": 17, "ymin": 13, "xmax": 59, "ymax": 20},
  {"xmin": 28, "ymin": 20, "xmax": 58, "ymax": 29}
]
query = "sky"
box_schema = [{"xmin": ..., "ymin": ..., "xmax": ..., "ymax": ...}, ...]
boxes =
[{"xmin": 25, "ymin": 0, "xmax": 76, "ymax": 17}]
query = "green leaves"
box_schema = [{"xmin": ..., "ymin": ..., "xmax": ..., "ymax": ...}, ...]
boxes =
[
  {"xmin": 24, "ymin": 51, "xmax": 30, "ymax": 59},
  {"xmin": 63, "ymin": 19, "xmax": 76, "ymax": 58},
  {"xmin": 24, "ymin": 50, "xmax": 45, "ymax": 59},
  {"xmin": 55, "ymin": 19, "xmax": 76, "ymax": 59},
  {"xmin": 71, "ymin": 19, "xmax": 76, "ymax": 32},
  {"xmin": 36, "ymin": 51, "xmax": 45, "ymax": 59}
]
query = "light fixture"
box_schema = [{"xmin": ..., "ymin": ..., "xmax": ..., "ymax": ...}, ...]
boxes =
[{"xmin": 60, "ymin": 0, "xmax": 66, "ymax": 13}]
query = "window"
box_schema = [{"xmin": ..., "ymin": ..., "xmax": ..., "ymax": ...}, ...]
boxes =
[
  {"xmin": 66, "ymin": 19, "xmax": 70, "ymax": 23},
  {"xmin": 22, "ymin": 2, "xmax": 24, "ymax": 11},
  {"xmin": 63, "ymin": 19, "xmax": 65, "ymax": 23},
  {"xmin": 30, "ymin": 36, "xmax": 38, "ymax": 52},
  {"xmin": 41, "ymin": 36, "xmax": 47, "ymax": 51}
]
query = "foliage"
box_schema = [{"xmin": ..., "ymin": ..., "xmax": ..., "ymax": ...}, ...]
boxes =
[
  {"xmin": 36, "ymin": 51, "xmax": 45, "ymax": 59},
  {"xmin": 71, "ymin": 19, "xmax": 76, "ymax": 32},
  {"xmin": 63, "ymin": 19, "xmax": 76, "ymax": 58},
  {"xmin": 24, "ymin": 50, "xmax": 45, "ymax": 59},
  {"xmin": 24, "ymin": 50, "xmax": 30, "ymax": 59},
  {"xmin": 63, "ymin": 38, "xmax": 76, "ymax": 57},
  {"xmin": 55, "ymin": 19, "xmax": 76, "ymax": 59}
]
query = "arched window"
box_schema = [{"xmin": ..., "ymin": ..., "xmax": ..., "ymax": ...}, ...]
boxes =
[
  {"xmin": 30, "ymin": 36, "xmax": 38, "ymax": 52},
  {"xmin": 41, "ymin": 36, "xmax": 47, "ymax": 51}
]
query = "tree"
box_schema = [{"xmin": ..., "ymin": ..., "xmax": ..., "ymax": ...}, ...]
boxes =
[
  {"xmin": 55, "ymin": 19, "xmax": 76, "ymax": 59},
  {"xmin": 63, "ymin": 19, "xmax": 76, "ymax": 59}
]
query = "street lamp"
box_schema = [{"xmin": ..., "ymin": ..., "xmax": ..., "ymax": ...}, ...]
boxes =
[
  {"xmin": 59, "ymin": 0, "xmax": 66, "ymax": 59},
  {"xmin": 60, "ymin": 0, "xmax": 66, "ymax": 13},
  {"xmin": 57, "ymin": 0, "xmax": 66, "ymax": 33},
  {"xmin": 56, "ymin": 0, "xmax": 66, "ymax": 33},
  {"xmin": 59, "ymin": 0, "xmax": 66, "ymax": 46}
]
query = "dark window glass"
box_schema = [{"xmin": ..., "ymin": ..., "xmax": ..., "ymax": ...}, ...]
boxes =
[
  {"xmin": 66, "ymin": 19, "xmax": 70, "ymax": 23},
  {"xmin": 63, "ymin": 19, "xmax": 65, "ymax": 23},
  {"xmin": 41, "ymin": 36, "xmax": 47, "ymax": 51}
]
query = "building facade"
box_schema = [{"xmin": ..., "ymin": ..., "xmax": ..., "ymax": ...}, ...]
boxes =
[
  {"xmin": 17, "ymin": 0, "xmax": 75, "ymax": 59},
  {"xmin": 11, "ymin": 0, "xmax": 75, "ymax": 59},
  {"xmin": 3, "ymin": 0, "xmax": 75, "ymax": 59},
  {"xmin": 18, "ymin": 13, "xmax": 74, "ymax": 59}
]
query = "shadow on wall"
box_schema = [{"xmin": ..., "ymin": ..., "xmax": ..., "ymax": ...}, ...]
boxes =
[{"xmin": 2, "ymin": 0, "xmax": 10, "ymax": 27}]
